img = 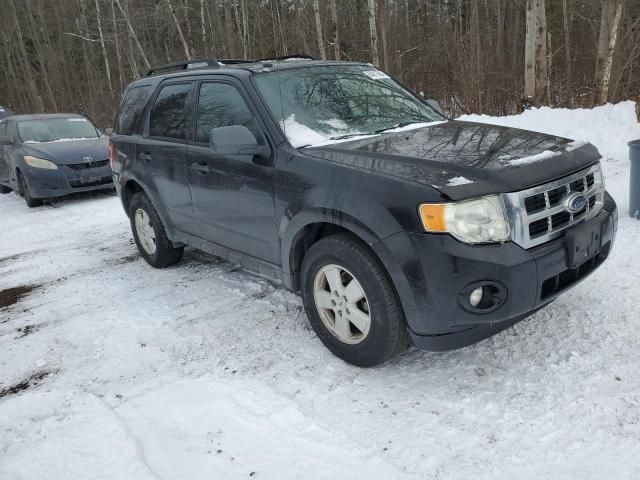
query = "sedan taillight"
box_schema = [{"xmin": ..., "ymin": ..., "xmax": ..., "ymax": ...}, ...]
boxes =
[{"xmin": 108, "ymin": 141, "xmax": 115, "ymax": 171}]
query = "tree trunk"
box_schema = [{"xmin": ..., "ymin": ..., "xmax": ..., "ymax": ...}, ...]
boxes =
[
  {"xmin": 8, "ymin": 0, "xmax": 44, "ymax": 112},
  {"xmin": 562, "ymin": 0, "xmax": 571, "ymax": 104},
  {"xmin": 595, "ymin": 0, "xmax": 617, "ymax": 96},
  {"xmin": 367, "ymin": 0, "xmax": 379, "ymax": 67},
  {"xmin": 329, "ymin": 0, "xmax": 340, "ymax": 60},
  {"xmin": 94, "ymin": 0, "xmax": 113, "ymax": 96},
  {"xmin": 223, "ymin": 0, "xmax": 236, "ymax": 58},
  {"xmin": 377, "ymin": 0, "xmax": 389, "ymax": 71},
  {"xmin": 167, "ymin": 0, "xmax": 192, "ymax": 60},
  {"xmin": 534, "ymin": 0, "xmax": 549, "ymax": 105},
  {"xmin": 114, "ymin": 0, "xmax": 151, "ymax": 70},
  {"xmin": 524, "ymin": 0, "xmax": 536, "ymax": 100},
  {"xmin": 598, "ymin": 0, "xmax": 624, "ymax": 104},
  {"xmin": 312, "ymin": 0, "xmax": 326, "ymax": 60},
  {"xmin": 200, "ymin": 0, "xmax": 207, "ymax": 56}
]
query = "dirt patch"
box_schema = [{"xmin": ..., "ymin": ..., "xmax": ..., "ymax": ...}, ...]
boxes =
[
  {"xmin": 0, "ymin": 284, "xmax": 40, "ymax": 309},
  {"xmin": 105, "ymin": 253, "xmax": 140, "ymax": 266},
  {"xmin": 15, "ymin": 324, "xmax": 41, "ymax": 339},
  {"xmin": 0, "ymin": 370, "xmax": 53, "ymax": 399}
]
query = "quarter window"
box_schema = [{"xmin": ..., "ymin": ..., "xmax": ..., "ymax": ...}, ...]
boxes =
[
  {"xmin": 115, "ymin": 85, "xmax": 153, "ymax": 135},
  {"xmin": 149, "ymin": 83, "xmax": 191, "ymax": 140},
  {"xmin": 195, "ymin": 83, "xmax": 255, "ymax": 143}
]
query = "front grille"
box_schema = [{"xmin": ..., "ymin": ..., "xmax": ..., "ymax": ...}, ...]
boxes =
[
  {"xmin": 67, "ymin": 159, "xmax": 109, "ymax": 170},
  {"xmin": 69, "ymin": 176, "xmax": 113, "ymax": 188},
  {"xmin": 505, "ymin": 163, "xmax": 604, "ymax": 248}
]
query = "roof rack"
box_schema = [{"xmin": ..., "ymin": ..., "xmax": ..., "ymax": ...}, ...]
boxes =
[
  {"xmin": 144, "ymin": 54, "xmax": 317, "ymax": 77},
  {"xmin": 257, "ymin": 54, "xmax": 316, "ymax": 62}
]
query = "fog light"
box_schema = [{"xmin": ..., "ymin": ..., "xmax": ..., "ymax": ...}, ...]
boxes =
[{"xmin": 469, "ymin": 287, "xmax": 484, "ymax": 307}]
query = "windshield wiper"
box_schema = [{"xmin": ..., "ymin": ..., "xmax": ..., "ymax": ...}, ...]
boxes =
[
  {"xmin": 329, "ymin": 132, "xmax": 368, "ymax": 141},
  {"xmin": 372, "ymin": 120, "xmax": 429, "ymax": 134}
]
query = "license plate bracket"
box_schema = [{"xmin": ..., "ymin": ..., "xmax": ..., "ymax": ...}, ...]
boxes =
[
  {"xmin": 80, "ymin": 173, "xmax": 100, "ymax": 185},
  {"xmin": 565, "ymin": 219, "xmax": 602, "ymax": 269}
]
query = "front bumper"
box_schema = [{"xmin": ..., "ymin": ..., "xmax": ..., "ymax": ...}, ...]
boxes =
[
  {"xmin": 382, "ymin": 192, "xmax": 618, "ymax": 351},
  {"xmin": 24, "ymin": 164, "xmax": 114, "ymax": 198}
]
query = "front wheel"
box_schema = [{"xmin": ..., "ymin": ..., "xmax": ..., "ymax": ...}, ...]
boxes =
[
  {"xmin": 129, "ymin": 192, "xmax": 184, "ymax": 268},
  {"xmin": 0, "ymin": 184, "xmax": 11, "ymax": 194},
  {"xmin": 17, "ymin": 172, "xmax": 43, "ymax": 208},
  {"xmin": 300, "ymin": 233, "xmax": 409, "ymax": 367}
]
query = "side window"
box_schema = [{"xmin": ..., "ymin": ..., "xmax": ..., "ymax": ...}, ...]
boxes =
[
  {"xmin": 0, "ymin": 122, "xmax": 6, "ymax": 143},
  {"xmin": 115, "ymin": 85, "xmax": 153, "ymax": 135},
  {"xmin": 149, "ymin": 83, "xmax": 191, "ymax": 140},
  {"xmin": 195, "ymin": 83, "xmax": 256, "ymax": 143}
]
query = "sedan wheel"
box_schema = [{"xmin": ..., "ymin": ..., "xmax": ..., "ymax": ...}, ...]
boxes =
[{"xmin": 134, "ymin": 208, "xmax": 157, "ymax": 255}]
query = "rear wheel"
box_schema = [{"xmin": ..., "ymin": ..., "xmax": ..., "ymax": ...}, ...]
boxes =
[
  {"xmin": 129, "ymin": 192, "xmax": 183, "ymax": 268},
  {"xmin": 300, "ymin": 233, "xmax": 409, "ymax": 367},
  {"xmin": 17, "ymin": 172, "xmax": 43, "ymax": 208}
]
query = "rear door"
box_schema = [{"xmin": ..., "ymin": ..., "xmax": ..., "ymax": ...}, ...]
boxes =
[
  {"xmin": 137, "ymin": 81, "xmax": 199, "ymax": 236},
  {"xmin": 186, "ymin": 78, "xmax": 279, "ymax": 264}
]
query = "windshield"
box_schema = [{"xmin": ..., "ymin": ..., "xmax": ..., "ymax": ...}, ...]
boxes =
[
  {"xmin": 18, "ymin": 118, "xmax": 100, "ymax": 143},
  {"xmin": 255, "ymin": 65, "xmax": 443, "ymax": 148}
]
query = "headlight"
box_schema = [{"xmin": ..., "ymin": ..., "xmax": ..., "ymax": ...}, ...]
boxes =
[
  {"xmin": 419, "ymin": 195, "xmax": 510, "ymax": 244},
  {"xmin": 24, "ymin": 156, "xmax": 58, "ymax": 170}
]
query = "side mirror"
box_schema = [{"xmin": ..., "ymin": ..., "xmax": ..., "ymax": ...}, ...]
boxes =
[
  {"xmin": 210, "ymin": 125, "xmax": 269, "ymax": 158},
  {"xmin": 425, "ymin": 99, "xmax": 444, "ymax": 116}
]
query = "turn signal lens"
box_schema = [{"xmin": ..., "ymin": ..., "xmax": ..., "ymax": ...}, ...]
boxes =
[{"xmin": 418, "ymin": 204, "xmax": 447, "ymax": 232}]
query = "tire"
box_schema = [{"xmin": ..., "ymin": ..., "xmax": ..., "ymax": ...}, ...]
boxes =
[
  {"xmin": 129, "ymin": 192, "xmax": 184, "ymax": 268},
  {"xmin": 17, "ymin": 172, "xmax": 43, "ymax": 208},
  {"xmin": 300, "ymin": 233, "xmax": 409, "ymax": 367},
  {"xmin": 0, "ymin": 184, "xmax": 11, "ymax": 194}
]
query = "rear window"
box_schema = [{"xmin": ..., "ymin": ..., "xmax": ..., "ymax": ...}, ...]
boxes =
[{"xmin": 115, "ymin": 85, "xmax": 152, "ymax": 135}]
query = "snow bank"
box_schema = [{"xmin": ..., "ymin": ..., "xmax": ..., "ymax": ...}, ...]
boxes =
[{"xmin": 460, "ymin": 101, "xmax": 640, "ymax": 162}]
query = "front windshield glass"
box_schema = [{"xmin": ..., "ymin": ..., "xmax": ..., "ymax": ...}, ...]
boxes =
[
  {"xmin": 255, "ymin": 65, "xmax": 443, "ymax": 148},
  {"xmin": 18, "ymin": 118, "xmax": 100, "ymax": 143}
]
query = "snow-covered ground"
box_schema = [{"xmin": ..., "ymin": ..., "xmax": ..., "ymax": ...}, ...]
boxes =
[{"xmin": 1, "ymin": 102, "xmax": 640, "ymax": 480}]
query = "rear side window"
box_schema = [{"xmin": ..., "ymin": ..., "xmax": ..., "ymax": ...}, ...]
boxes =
[
  {"xmin": 195, "ymin": 83, "xmax": 255, "ymax": 143},
  {"xmin": 149, "ymin": 83, "xmax": 191, "ymax": 140},
  {"xmin": 115, "ymin": 85, "xmax": 152, "ymax": 135}
]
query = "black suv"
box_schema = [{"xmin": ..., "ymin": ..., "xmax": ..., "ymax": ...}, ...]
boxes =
[{"xmin": 110, "ymin": 58, "xmax": 617, "ymax": 367}]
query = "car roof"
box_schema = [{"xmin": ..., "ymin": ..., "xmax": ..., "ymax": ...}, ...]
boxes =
[
  {"xmin": 7, "ymin": 113, "xmax": 86, "ymax": 122},
  {"xmin": 128, "ymin": 59, "xmax": 370, "ymax": 87}
]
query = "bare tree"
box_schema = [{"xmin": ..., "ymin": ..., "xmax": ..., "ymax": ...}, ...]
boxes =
[
  {"xmin": 329, "ymin": 0, "xmax": 340, "ymax": 60},
  {"xmin": 598, "ymin": 0, "xmax": 625, "ymax": 104},
  {"xmin": 367, "ymin": 0, "xmax": 379, "ymax": 67},
  {"xmin": 312, "ymin": 0, "xmax": 326, "ymax": 60}
]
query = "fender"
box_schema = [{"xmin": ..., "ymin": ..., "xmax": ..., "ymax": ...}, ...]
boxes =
[
  {"xmin": 118, "ymin": 173, "xmax": 174, "ymax": 237},
  {"xmin": 279, "ymin": 186, "xmax": 405, "ymax": 275}
]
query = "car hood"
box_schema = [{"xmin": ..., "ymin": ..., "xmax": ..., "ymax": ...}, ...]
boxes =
[
  {"xmin": 303, "ymin": 121, "xmax": 601, "ymax": 200},
  {"xmin": 22, "ymin": 138, "xmax": 109, "ymax": 166}
]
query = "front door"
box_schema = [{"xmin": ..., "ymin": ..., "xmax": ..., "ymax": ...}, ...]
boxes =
[
  {"xmin": 186, "ymin": 80, "xmax": 279, "ymax": 264},
  {"xmin": 137, "ymin": 81, "xmax": 199, "ymax": 236}
]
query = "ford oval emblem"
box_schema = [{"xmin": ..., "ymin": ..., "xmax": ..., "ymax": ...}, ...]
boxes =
[
  {"xmin": 565, "ymin": 193, "xmax": 587, "ymax": 213},
  {"xmin": 83, "ymin": 155, "xmax": 93, "ymax": 163}
]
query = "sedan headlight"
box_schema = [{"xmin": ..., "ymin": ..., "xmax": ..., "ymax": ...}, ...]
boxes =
[
  {"xmin": 419, "ymin": 195, "xmax": 510, "ymax": 244},
  {"xmin": 24, "ymin": 155, "xmax": 58, "ymax": 170}
]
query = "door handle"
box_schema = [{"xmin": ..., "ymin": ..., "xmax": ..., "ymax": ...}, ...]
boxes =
[
  {"xmin": 190, "ymin": 162, "xmax": 209, "ymax": 174},
  {"xmin": 138, "ymin": 152, "xmax": 152, "ymax": 162}
]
